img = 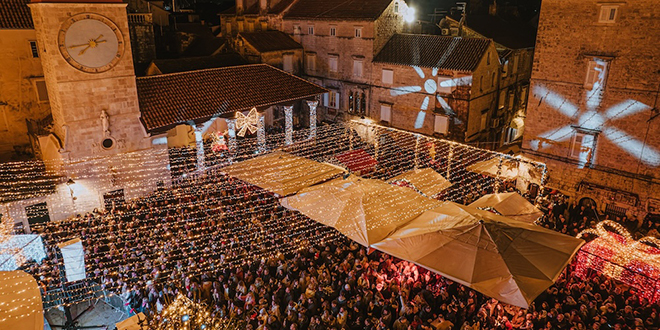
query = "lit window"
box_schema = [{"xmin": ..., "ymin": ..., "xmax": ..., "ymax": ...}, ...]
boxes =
[
  {"xmin": 329, "ymin": 26, "xmax": 336, "ymax": 36},
  {"xmin": 584, "ymin": 59, "xmax": 608, "ymax": 90},
  {"xmin": 260, "ymin": 21, "xmax": 267, "ymax": 30},
  {"xmin": 394, "ymin": 1, "xmax": 399, "ymax": 13},
  {"xmin": 324, "ymin": 90, "xmax": 339, "ymax": 109},
  {"xmin": 29, "ymin": 41, "xmax": 39, "ymax": 58},
  {"xmin": 355, "ymin": 27, "xmax": 362, "ymax": 38},
  {"xmin": 328, "ymin": 56, "xmax": 338, "ymax": 73},
  {"xmin": 598, "ymin": 5, "xmax": 618, "ymax": 23},
  {"xmin": 308, "ymin": 26, "xmax": 314, "ymax": 35},
  {"xmin": 353, "ymin": 60, "xmax": 363, "ymax": 77},
  {"xmin": 571, "ymin": 131, "xmax": 597, "ymax": 165},
  {"xmin": 434, "ymin": 115, "xmax": 449, "ymax": 134},
  {"xmin": 382, "ymin": 69, "xmax": 393, "ymax": 84},
  {"xmin": 380, "ymin": 104, "xmax": 392, "ymax": 123},
  {"xmin": 293, "ymin": 25, "xmax": 301, "ymax": 35},
  {"xmin": 247, "ymin": 21, "xmax": 254, "ymax": 32},
  {"xmin": 225, "ymin": 22, "xmax": 232, "ymax": 35},
  {"xmin": 238, "ymin": 21, "xmax": 244, "ymax": 32}
]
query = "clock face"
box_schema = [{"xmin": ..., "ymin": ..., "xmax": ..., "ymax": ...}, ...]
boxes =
[{"xmin": 58, "ymin": 13, "xmax": 125, "ymax": 73}]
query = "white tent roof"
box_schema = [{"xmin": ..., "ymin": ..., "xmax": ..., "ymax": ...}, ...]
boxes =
[
  {"xmin": 281, "ymin": 175, "xmax": 442, "ymax": 247},
  {"xmin": 0, "ymin": 270, "xmax": 43, "ymax": 330},
  {"xmin": 466, "ymin": 157, "xmax": 519, "ymax": 180},
  {"xmin": 373, "ymin": 202, "xmax": 584, "ymax": 308},
  {"xmin": 470, "ymin": 192, "xmax": 544, "ymax": 223},
  {"xmin": 388, "ymin": 167, "xmax": 452, "ymax": 197},
  {"xmin": 220, "ymin": 151, "xmax": 345, "ymax": 196}
]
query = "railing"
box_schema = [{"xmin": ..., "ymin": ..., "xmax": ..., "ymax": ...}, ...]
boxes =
[{"xmin": 128, "ymin": 13, "xmax": 153, "ymax": 25}]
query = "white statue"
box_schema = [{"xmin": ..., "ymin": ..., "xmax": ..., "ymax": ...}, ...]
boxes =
[{"xmin": 100, "ymin": 110, "xmax": 110, "ymax": 136}]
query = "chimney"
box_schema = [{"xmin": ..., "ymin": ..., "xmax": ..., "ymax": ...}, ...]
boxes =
[
  {"xmin": 489, "ymin": 0, "xmax": 497, "ymax": 16},
  {"xmin": 259, "ymin": 0, "xmax": 268, "ymax": 14},
  {"xmin": 236, "ymin": 0, "xmax": 244, "ymax": 15}
]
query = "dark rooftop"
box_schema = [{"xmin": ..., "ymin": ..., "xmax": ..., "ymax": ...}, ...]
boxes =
[
  {"xmin": 374, "ymin": 34, "xmax": 493, "ymax": 72},
  {"xmin": 240, "ymin": 31, "xmax": 302, "ymax": 52},
  {"xmin": 148, "ymin": 54, "xmax": 248, "ymax": 75},
  {"xmin": 284, "ymin": 0, "xmax": 392, "ymax": 20},
  {"xmin": 0, "ymin": 0, "xmax": 33, "ymax": 29},
  {"xmin": 136, "ymin": 64, "xmax": 327, "ymax": 133},
  {"xmin": 464, "ymin": 14, "xmax": 537, "ymax": 49}
]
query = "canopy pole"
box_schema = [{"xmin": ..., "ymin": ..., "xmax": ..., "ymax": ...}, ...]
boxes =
[
  {"xmin": 307, "ymin": 100, "xmax": 318, "ymax": 140},
  {"xmin": 257, "ymin": 112, "xmax": 266, "ymax": 153},
  {"xmin": 414, "ymin": 135, "xmax": 421, "ymax": 169},
  {"xmin": 284, "ymin": 105, "xmax": 293, "ymax": 145},
  {"xmin": 226, "ymin": 119, "xmax": 237, "ymax": 162}
]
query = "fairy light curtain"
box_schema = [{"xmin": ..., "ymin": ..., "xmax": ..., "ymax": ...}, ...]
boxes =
[{"xmin": 0, "ymin": 235, "xmax": 46, "ymax": 271}]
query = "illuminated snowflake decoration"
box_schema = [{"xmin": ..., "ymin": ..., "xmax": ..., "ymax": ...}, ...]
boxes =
[
  {"xmin": 530, "ymin": 58, "xmax": 660, "ymax": 168},
  {"xmin": 390, "ymin": 66, "xmax": 469, "ymax": 128}
]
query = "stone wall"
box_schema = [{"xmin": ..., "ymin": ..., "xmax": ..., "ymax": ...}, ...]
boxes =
[
  {"xmin": 128, "ymin": 13, "xmax": 156, "ymax": 65},
  {"xmin": 522, "ymin": 0, "xmax": 660, "ymax": 214},
  {"xmin": 0, "ymin": 29, "xmax": 51, "ymax": 160}
]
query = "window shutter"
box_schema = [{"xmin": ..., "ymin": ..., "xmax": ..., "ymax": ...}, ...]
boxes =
[
  {"xmin": 599, "ymin": 7, "xmax": 609, "ymax": 22},
  {"xmin": 334, "ymin": 92, "xmax": 340, "ymax": 109},
  {"xmin": 584, "ymin": 61, "xmax": 597, "ymax": 89},
  {"xmin": 323, "ymin": 93, "xmax": 329, "ymax": 107},
  {"xmin": 380, "ymin": 105, "xmax": 391, "ymax": 122},
  {"xmin": 382, "ymin": 69, "xmax": 393, "ymax": 84},
  {"xmin": 434, "ymin": 115, "xmax": 449, "ymax": 134}
]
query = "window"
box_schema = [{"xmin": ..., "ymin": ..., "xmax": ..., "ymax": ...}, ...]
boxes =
[
  {"xmin": 507, "ymin": 91, "xmax": 515, "ymax": 109},
  {"xmin": 353, "ymin": 60, "xmax": 363, "ymax": 77},
  {"xmin": 261, "ymin": 21, "xmax": 267, "ymax": 30},
  {"xmin": 498, "ymin": 90, "xmax": 507, "ymax": 109},
  {"xmin": 437, "ymin": 76, "xmax": 454, "ymax": 94},
  {"xmin": 247, "ymin": 21, "xmax": 254, "ymax": 32},
  {"xmin": 26, "ymin": 202, "xmax": 50, "ymax": 226},
  {"xmin": 382, "ymin": 69, "xmax": 393, "ymax": 84},
  {"xmin": 308, "ymin": 25, "xmax": 314, "ymax": 35},
  {"xmin": 306, "ymin": 53, "xmax": 316, "ymax": 72},
  {"xmin": 598, "ymin": 5, "xmax": 619, "ymax": 23},
  {"xmin": 584, "ymin": 59, "xmax": 608, "ymax": 90},
  {"xmin": 238, "ymin": 21, "xmax": 244, "ymax": 32},
  {"xmin": 293, "ymin": 24, "xmax": 301, "ymax": 35},
  {"xmin": 380, "ymin": 104, "xmax": 392, "ymax": 123},
  {"xmin": 324, "ymin": 90, "xmax": 339, "ymax": 109},
  {"xmin": 225, "ymin": 22, "xmax": 232, "ymax": 35},
  {"xmin": 348, "ymin": 91, "xmax": 366, "ymax": 115},
  {"xmin": 355, "ymin": 27, "xmax": 362, "ymax": 38},
  {"xmin": 520, "ymin": 85, "xmax": 529, "ymax": 108},
  {"xmin": 328, "ymin": 56, "xmax": 338, "ymax": 73},
  {"xmin": 491, "ymin": 72, "xmax": 496, "ymax": 88},
  {"xmin": 329, "ymin": 26, "xmax": 336, "ymax": 36},
  {"xmin": 502, "ymin": 60, "xmax": 509, "ymax": 77},
  {"xmin": 434, "ymin": 115, "xmax": 449, "ymax": 134},
  {"xmin": 394, "ymin": 1, "xmax": 399, "ymax": 13},
  {"xmin": 571, "ymin": 131, "xmax": 597, "ymax": 164},
  {"xmin": 29, "ymin": 41, "xmax": 39, "ymax": 58},
  {"xmin": 33, "ymin": 80, "xmax": 49, "ymax": 102},
  {"xmin": 283, "ymin": 54, "xmax": 293, "ymax": 72}
]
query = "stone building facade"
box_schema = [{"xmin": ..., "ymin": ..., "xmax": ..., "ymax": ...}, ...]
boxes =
[
  {"xmin": 370, "ymin": 34, "xmax": 500, "ymax": 143},
  {"xmin": 0, "ymin": 0, "xmax": 51, "ymax": 161},
  {"xmin": 522, "ymin": 0, "xmax": 660, "ymax": 218},
  {"xmin": 281, "ymin": 0, "xmax": 407, "ymax": 121}
]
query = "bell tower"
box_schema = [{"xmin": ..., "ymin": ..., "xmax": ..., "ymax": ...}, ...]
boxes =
[{"xmin": 28, "ymin": 0, "xmax": 150, "ymax": 160}]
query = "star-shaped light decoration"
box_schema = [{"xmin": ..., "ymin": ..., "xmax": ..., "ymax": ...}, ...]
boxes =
[{"xmin": 235, "ymin": 108, "xmax": 259, "ymax": 137}]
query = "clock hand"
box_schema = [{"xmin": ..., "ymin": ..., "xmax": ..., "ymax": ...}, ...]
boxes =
[
  {"xmin": 78, "ymin": 45, "xmax": 91, "ymax": 56},
  {"xmin": 69, "ymin": 43, "xmax": 91, "ymax": 48},
  {"xmin": 93, "ymin": 34, "xmax": 104, "ymax": 42}
]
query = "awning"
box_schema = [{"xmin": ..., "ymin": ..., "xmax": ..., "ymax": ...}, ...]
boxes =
[
  {"xmin": 469, "ymin": 192, "xmax": 544, "ymax": 223},
  {"xmin": 220, "ymin": 151, "xmax": 345, "ymax": 196},
  {"xmin": 466, "ymin": 156, "xmax": 519, "ymax": 180},
  {"xmin": 0, "ymin": 270, "xmax": 43, "ymax": 330}
]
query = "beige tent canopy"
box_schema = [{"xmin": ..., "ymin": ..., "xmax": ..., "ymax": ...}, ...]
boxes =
[
  {"xmin": 373, "ymin": 202, "xmax": 584, "ymax": 308},
  {"xmin": 0, "ymin": 270, "xmax": 44, "ymax": 330},
  {"xmin": 388, "ymin": 168, "xmax": 452, "ymax": 197},
  {"xmin": 470, "ymin": 192, "xmax": 544, "ymax": 223},
  {"xmin": 281, "ymin": 175, "xmax": 442, "ymax": 246},
  {"xmin": 220, "ymin": 151, "xmax": 345, "ymax": 196},
  {"xmin": 466, "ymin": 157, "xmax": 519, "ymax": 180}
]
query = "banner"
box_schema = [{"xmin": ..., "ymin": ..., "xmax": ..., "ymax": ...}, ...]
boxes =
[{"xmin": 57, "ymin": 238, "xmax": 86, "ymax": 282}]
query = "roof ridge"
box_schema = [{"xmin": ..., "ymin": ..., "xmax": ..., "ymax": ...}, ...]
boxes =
[{"xmin": 137, "ymin": 63, "xmax": 266, "ymax": 80}]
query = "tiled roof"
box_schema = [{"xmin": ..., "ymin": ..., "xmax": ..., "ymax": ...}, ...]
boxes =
[
  {"xmin": 181, "ymin": 37, "xmax": 227, "ymax": 57},
  {"xmin": 0, "ymin": 0, "xmax": 33, "ymax": 29},
  {"xmin": 220, "ymin": 0, "xmax": 296, "ymax": 16},
  {"xmin": 374, "ymin": 34, "xmax": 492, "ymax": 72},
  {"xmin": 284, "ymin": 0, "xmax": 391, "ymax": 20},
  {"xmin": 240, "ymin": 31, "xmax": 302, "ymax": 52},
  {"xmin": 149, "ymin": 54, "xmax": 248, "ymax": 75},
  {"xmin": 136, "ymin": 64, "xmax": 328, "ymax": 133}
]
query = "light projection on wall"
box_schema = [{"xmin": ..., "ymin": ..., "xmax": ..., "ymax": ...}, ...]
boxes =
[
  {"xmin": 530, "ymin": 58, "xmax": 659, "ymax": 168},
  {"xmin": 390, "ymin": 66, "xmax": 470, "ymax": 129}
]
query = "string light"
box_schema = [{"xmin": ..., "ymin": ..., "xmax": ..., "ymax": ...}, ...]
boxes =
[
  {"xmin": 1, "ymin": 121, "xmax": 546, "ymax": 311},
  {"xmin": 576, "ymin": 220, "xmax": 660, "ymax": 302}
]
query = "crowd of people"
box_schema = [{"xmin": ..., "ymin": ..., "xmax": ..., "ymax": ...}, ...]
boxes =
[{"xmin": 19, "ymin": 150, "xmax": 658, "ymax": 330}]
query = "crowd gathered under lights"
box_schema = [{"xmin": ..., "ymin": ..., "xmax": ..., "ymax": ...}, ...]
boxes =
[{"xmin": 9, "ymin": 123, "xmax": 658, "ymax": 330}]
